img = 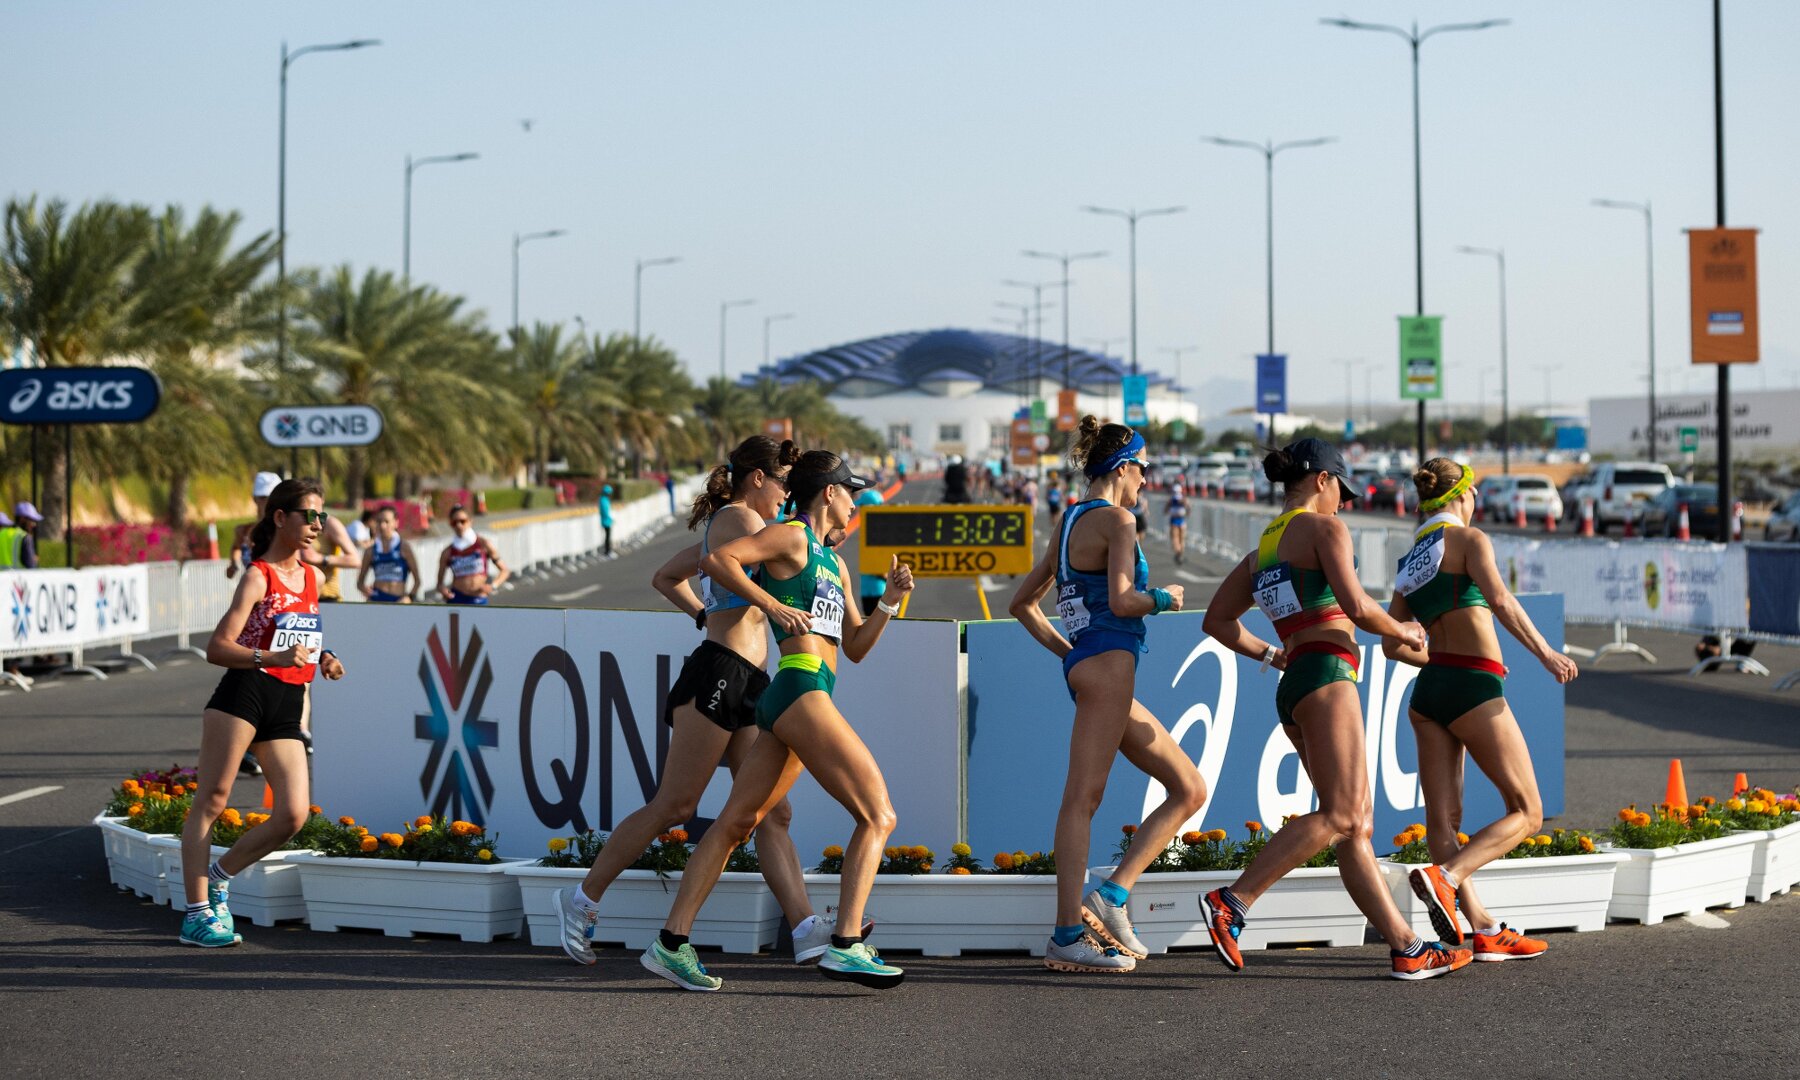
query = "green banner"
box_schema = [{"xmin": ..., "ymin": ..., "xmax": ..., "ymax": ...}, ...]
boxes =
[
  {"xmin": 1170, "ymin": 418, "xmax": 1187, "ymax": 441},
  {"xmin": 1029, "ymin": 398, "xmax": 1049, "ymax": 434},
  {"xmin": 1398, "ymin": 315, "xmax": 1443, "ymax": 401},
  {"xmin": 1680, "ymin": 426, "xmax": 1699, "ymax": 453}
]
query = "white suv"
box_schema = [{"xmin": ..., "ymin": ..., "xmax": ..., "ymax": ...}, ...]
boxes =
[
  {"xmin": 1564, "ymin": 461, "xmax": 1674, "ymax": 532},
  {"xmin": 1480, "ymin": 474, "xmax": 1562, "ymax": 524}
]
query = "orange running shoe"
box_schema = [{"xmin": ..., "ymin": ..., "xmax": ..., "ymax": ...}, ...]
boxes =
[
  {"xmin": 1201, "ymin": 889, "xmax": 1244, "ymax": 972},
  {"xmin": 1472, "ymin": 923, "xmax": 1547, "ymax": 961},
  {"xmin": 1407, "ymin": 865, "xmax": 1465, "ymax": 945},
  {"xmin": 1389, "ymin": 941, "xmax": 1473, "ymax": 981}
]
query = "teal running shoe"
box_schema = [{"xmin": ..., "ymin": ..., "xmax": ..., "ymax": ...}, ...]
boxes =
[
  {"xmin": 819, "ymin": 942, "xmax": 904, "ymax": 989},
  {"xmin": 209, "ymin": 881, "xmax": 234, "ymax": 937},
  {"xmin": 179, "ymin": 910, "xmax": 241, "ymax": 948},
  {"xmin": 639, "ymin": 939, "xmax": 722, "ymax": 992}
]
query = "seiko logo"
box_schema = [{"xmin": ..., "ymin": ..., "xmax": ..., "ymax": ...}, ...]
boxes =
[{"xmin": 8, "ymin": 379, "xmax": 42, "ymax": 413}]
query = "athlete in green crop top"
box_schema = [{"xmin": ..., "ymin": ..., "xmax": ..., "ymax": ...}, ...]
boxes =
[
  {"xmin": 647, "ymin": 451, "xmax": 915, "ymax": 992},
  {"xmin": 1383, "ymin": 459, "xmax": 1578, "ymax": 962},
  {"xmin": 1200, "ymin": 438, "xmax": 1466, "ymax": 982}
]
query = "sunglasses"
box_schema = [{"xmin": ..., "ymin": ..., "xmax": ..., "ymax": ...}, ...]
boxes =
[
  {"xmin": 294, "ymin": 509, "xmax": 331, "ymax": 526},
  {"xmin": 450, "ymin": 517, "xmax": 472, "ymax": 526}
]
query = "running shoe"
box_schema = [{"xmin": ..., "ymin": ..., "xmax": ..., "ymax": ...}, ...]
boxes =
[
  {"xmin": 1201, "ymin": 888, "xmax": 1244, "ymax": 972},
  {"xmin": 1081, "ymin": 887, "xmax": 1148, "ymax": 959},
  {"xmin": 819, "ymin": 942, "xmax": 904, "ymax": 988},
  {"xmin": 555, "ymin": 887, "xmax": 598, "ymax": 966},
  {"xmin": 1472, "ymin": 923, "xmax": 1547, "ymax": 962},
  {"xmin": 792, "ymin": 913, "xmax": 878, "ymax": 965},
  {"xmin": 1389, "ymin": 941, "xmax": 1473, "ymax": 981},
  {"xmin": 238, "ymin": 752, "xmax": 261, "ymax": 776},
  {"xmin": 1408, "ymin": 865, "xmax": 1465, "ymax": 945},
  {"xmin": 639, "ymin": 939, "xmax": 722, "ymax": 992},
  {"xmin": 1044, "ymin": 933, "xmax": 1137, "ymax": 973},
  {"xmin": 208, "ymin": 881, "xmax": 233, "ymax": 938},
  {"xmin": 178, "ymin": 910, "xmax": 240, "ymax": 948}
]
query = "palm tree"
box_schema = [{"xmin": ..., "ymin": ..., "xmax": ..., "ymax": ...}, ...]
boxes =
[
  {"xmin": 586, "ymin": 332, "xmax": 695, "ymax": 475},
  {"xmin": 692, "ymin": 376, "xmax": 758, "ymax": 458},
  {"xmin": 511, "ymin": 321, "xmax": 607, "ymax": 484},
  {"xmin": 0, "ymin": 197, "xmax": 152, "ymax": 538}
]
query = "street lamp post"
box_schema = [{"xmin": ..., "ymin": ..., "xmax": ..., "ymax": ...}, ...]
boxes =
[
  {"xmin": 1333, "ymin": 358, "xmax": 1367, "ymax": 438},
  {"xmin": 719, "ymin": 299, "xmax": 756, "ymax": 381},
  {"xmin": 512, "ymin": 229, "xmax": 568, "ymax": 338},
  {"xmin": 762, "ymin": 312, "xmax": 795, "ymax": 369},
  {"xmin": 1455, "ymin": 245, "xmax": 1510, "ymax": 474},
  {"xmin": 1003, "ymin": 279, "xmax": 1067, "ymax": 400},
  {"xmin": 404, "ymin": 152, "xmax": 478, "ymax": 282},
  {"xmin": 1161, "ymin": 345, "xmax": 1201, "ymax": 443},
  {"xmin": 1080, "ymin": 205, "xmax": 1185, "ymax": 376},
  {"xmin": 634, "ymin": 256, "xmax": 681, "ymax": 347},
  {"xmin": 278, "ymin": 38, "xmax": 381, "ymax": 379},
  {"xmin": 1593, "ymin": 198, "xmax": 1657, "ymax": 463},
  {"xmin": 1022, "ymin": 249, "xmax": 1107, "ymax": 391},
  {"xmin": 1203, "ymin": 135, "xmax": 1334, "ymax": 442},
  {"xmin": 1322, "ymin": 15, "xmax": 1507, "ymax": 464}
]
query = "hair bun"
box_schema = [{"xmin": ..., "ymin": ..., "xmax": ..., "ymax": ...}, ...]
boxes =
[{"xmin": 1261, "ymin": 448, "xmax": 1296, "ymax": 484}]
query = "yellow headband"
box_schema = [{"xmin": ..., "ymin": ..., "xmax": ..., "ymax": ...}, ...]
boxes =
[{"xmin": 1418, "ymin": 464, "xmax": 1475, "ymax": 513}]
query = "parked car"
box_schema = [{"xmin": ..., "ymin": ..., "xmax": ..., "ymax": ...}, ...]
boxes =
[
  {"xmin": 1479, "ymin": 473, "xmax": 1562, "ymax": 524},
  {"xmin": 1638, "ymin": 484, "xmax": 1722, "ymax": 538},
  {"xmin": 1347, "ymin": 465, "xmax": 1384, "ymax": 504},
  {"xmin": 1762, "ymin": 493, "xmax": 1800, "ymax": 543},
  {"xmin": 1221, "ymin": 460, "xmax": 1257, "ymax": 499},
  {"xmin": 1562, "ymin": 461, "xmax": 1674, "ymax": 533},
  {"xmin": 1369, "ymin": 470, "xmax": 1419, "ymax": 512}
]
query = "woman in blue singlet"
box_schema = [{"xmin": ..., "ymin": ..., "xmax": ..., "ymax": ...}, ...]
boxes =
[
  {"xmin": 1008, "ymin": 416, "xmax": 1203, "ymax": 974},
  {"xmin": 1167, "ymin": 478, "xmax": 1188, "ymax": 565},
  {"xmin": 356, "ymin": 506, "xmax": 418, "ymax": 602}
]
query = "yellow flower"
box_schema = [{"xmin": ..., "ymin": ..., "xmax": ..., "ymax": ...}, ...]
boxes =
[
  {"xmin": 1456, "ymin": 832, "xmax": 1470, "ymax": 845},
  {"xmin": 1532, "ymin": 834, "xmax": 1551, "ymax": 846},
  {"xmin": 1726, "ymin": 798, "xmax": 1744, "ymax": 812},
  {"xmin": 548, "ymin": 837, "xmax": 570, "ymax": 853},
  {"xmin": 354, "ymin": 827, "xmax": 369, "ymax": 837},
  {"xmin": 883, "ymin": 847, "xmax": 899, "ymax": 859},
  {"xmin": 1578, "ymin": 836, "xmax": 1597, "ymax": 853},
  {"xmin": 150, "ymin": 791, "xmax": 171, "ymax": 803},
  {"xmin": 359, "ymin": 836, "xmax": 379, "ymax": 852},
  {"xmin": 415, "ymin": 815, "xmax": 434, "ymax": 828},
  {"xmin": 951, "ymin": 843, "xmax": 972, "ymax": 857},
  {"xmin": 416, "ymin": 823, "xmax": 432, "ymax": 834},
  {"xmin": 909, "ymin": 846, "xmax": 931, "ymax": 859},
  {"xmin": 822, "ymin": 845, "xmax": 844, "ymax": 859},
  {"xmin": 949, "ymin": 866, "xmax": 972, "ymax": 875},
  {"xmin": 1747, "ymin": 800, "xmax": 1769, "ymax": 814},
  {"xmin": 1205, "ymin": 829, "xmax": 1228, "ymax": 842},
  {"xmin": 477, "ymin": 849, "xmax": 493, "ymax": 861}
]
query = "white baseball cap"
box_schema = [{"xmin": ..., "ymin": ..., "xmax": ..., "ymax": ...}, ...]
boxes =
[{"xmin": 252, "ymin": 472, "xmax": 282, "ymax": 498}]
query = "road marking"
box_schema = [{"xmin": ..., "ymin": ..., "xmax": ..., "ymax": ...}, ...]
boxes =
[
  {"xmin": 1681, "ymin": 911, "xmax": 1731, "ymax": 929},
  {"xmin": 1175, "ymin": 570, "xmax": 1218, "ymax": 585},
  {"xmin": 549, "ymin": 584, "xmax": 602, "ymax": 602},
  {"xmin": 0, "ymin": 785, "xmax": 63, "ymax": 807}
]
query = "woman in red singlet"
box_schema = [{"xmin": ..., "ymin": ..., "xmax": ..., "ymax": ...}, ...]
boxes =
[{"xmin": 178, "ymin": 478, "xmax": 347, "ymax": 948}]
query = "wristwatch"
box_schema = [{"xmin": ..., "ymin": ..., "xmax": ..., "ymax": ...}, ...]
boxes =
[
  {"xmin": 1259, "ymin": 645, "xmax": 1278, "ymax": 672},
  {"xmin": 877, "ymin": 599, "xmax": 901, "ymax": 617},
  {"xmin": 252, "ymin": 648, "xmax": 263, "ymax": 667}
]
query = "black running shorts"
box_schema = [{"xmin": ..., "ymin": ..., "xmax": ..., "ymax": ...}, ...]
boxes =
[
  {"xmin": 205, "ymin": 668, "xmax": 307, "ymax": 743},
  {"xmin": 664, "ymin": 640, "xmax": 770, "ymax": 733}
]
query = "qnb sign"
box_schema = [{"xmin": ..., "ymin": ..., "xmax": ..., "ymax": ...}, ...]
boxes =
[
  {"xmin": 0, "ymin": 368, "xmax": 161, "ymax": 425},
  {"xmin": 258, "ymin": 404, "xmax": 385, "ymax": 448}
]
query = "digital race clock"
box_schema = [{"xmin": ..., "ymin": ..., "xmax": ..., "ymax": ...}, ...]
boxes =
[{"xmin": 857, "ymin": 504, "xmax": 1034, "ymax": 577}]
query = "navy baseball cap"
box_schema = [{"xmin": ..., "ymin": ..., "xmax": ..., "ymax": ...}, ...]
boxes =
[{"xmin": 1285, "ymin": 437, "xmax": 1358, "ymax": 501}]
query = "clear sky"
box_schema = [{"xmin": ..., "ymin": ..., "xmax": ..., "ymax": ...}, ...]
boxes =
[{"xmin": 5, "ymin": 1, "xmax": 1798, "ymax": 417}]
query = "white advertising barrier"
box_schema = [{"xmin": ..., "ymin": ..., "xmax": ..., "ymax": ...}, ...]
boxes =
[
  {"xmin": 313, "ymin": 604, "xmax": 961, "ymax": 863},
  {"xmin": 1, "ymin": 564, "xmax": 150, "ymax": 653},
  {"xmin": 1489, "ymin": 536, "xmax": 1748, "ymax": 632}
]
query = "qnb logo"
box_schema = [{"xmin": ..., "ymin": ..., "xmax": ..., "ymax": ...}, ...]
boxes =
[
  {"xmin": 8, "ymin": 379, "xmax": 42, "ymax": 413},
  {"xmin": 8, "ymin": 580, "xmax": 30, "ymax": 642},
  {"xmin": 94, "ymin": 577, "xmax": 110, "ymax": 631},
  {"xmin": 416, "ymin": 613, "xmax": 500, "ymax": 825},
  {"xmin": 275, "ymin": 413, "xmax": 301, "ymax": 440}
]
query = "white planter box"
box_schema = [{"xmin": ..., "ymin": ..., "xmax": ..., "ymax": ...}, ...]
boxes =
[
  {"xmin": 296, "ymin": 856, "xmax": 525, "ymax": 942},
  {"xmin": 802, "ymin": 873, "xmax": 1062, "ymax": 957},
  {"xmin": 1377, "ymin": 853, "xmax": 1629, "ymax": 937},
  {"xmin": 1605, "ymin": 832, "xmax": 1760, "ymax": 925},
  {"xmin": 96, "ymin": 819, "xmax": 173, "ymax": 903},
  {"xmin": 155, "ymin": 843, "xmax": 314, "ymax": 926},
  {"xmin": 506, "ymin": 864, "xmax": 779, "ymax": 954},
  {"xmin": 93, "ymin": 815, "xmax": 127, "ymax": 890},
  {"xmin": 1740, "ymin": 821, "xmax": 1800, "ymax": 903},
  {"xmin": 1090, "ymin": 864, "xmax": 1367, "ymax": 952}
]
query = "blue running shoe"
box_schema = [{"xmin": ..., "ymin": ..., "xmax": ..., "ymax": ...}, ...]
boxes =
[
  {"xmin": 209, "ymin": 881, "xmax": 234, "ymax": 938},
  {"xmin": 179, "ymin": 910, "xmax": 241, "ymax": 948},
  {"xmin": 819, "ymin": 942, "xmax": 904, "ymax": 989}
]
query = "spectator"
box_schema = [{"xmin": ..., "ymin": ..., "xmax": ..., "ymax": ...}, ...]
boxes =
[
  {"xmin": 599, "ymin": 483, "xmax": 616, "ymax": 558},
  {"xmin": 854, "ymin": 484, "xmax": 888, "ymax": 616},
  {"xmin": 7, "ymin": 503, "xmax": 42, "ymax": 568},
  {"xmin": 663, "ymin": 472, "xmax": 677, "ymax": 516},
  {"xmin": 943, "ymin": 455, "xmax": 969, "ymax": 504}
]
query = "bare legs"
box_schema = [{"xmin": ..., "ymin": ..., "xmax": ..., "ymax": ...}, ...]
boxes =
[{"xmin": 181, "ymin": 711, "xmax": 309, "ymax": 905}]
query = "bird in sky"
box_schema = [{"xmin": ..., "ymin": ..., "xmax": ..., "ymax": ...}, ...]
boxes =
[{"xmin": 520, "ymin": 118, "xmax": 535, "ymax": 133}]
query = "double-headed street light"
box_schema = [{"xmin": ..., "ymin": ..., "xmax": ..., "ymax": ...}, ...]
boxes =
[
  {"xmin": 1455, "ymin": 245, "xmax": 1510, "ymax": 474},
  {"xmin": 719, "ymin": 299, "xmax": 756, "ymax": 381},
  {"xmin": 1080, "ymin": 205, "xmax": 1185, "ymax": 376},
  {"xmin": 404, "ymin": 152, "xmax": 479, "ymax": 282},
  {"xmin": 634, "ymin": 256, "xmax": 682, "ymax": 346},
  {"xmin": 1321, "ymin": 14, "xmax": 1508, "ymax": 463},
  {"xmin": 763, "ymin": 312, "xmax": 795, "ymax": 369},
  {"xmin": 512, "ymin": 229, "xmax": 568, "ymax": 337},
  {"xmin": 1003, "ymin": 278, "xmax": 1067, "ymax": 398},
  {"xmin": 1022, "ymin": 249, "xmax": 1107, "ymax": 390},
  {"xmin": 1201, "ymin": 136, "xmax": 1334, "ymax": 359},
  {"xmin": 1592, "ymin": 198, "xmax": 1658, "ymax": 462},
  {"xmin": 277, "ymin": 37, "xmax": 381, "ymax": 377}
]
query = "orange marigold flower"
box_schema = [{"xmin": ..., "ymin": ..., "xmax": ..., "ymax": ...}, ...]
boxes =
[
  {"xmin": 1532, "ymin": 834, "xmax": 1552, "ymax": 846},
  {"xmin": 127, "ymin": 803, "xmax": 145, "ymax": 816},
  {"xmin": 1634, "ymin": 813, "xmax": 1652, "ymax": 827},
  {"xmin": 1182, "ymin": 831, "xmax": 1203, "ymax": 845},
  {"xmin": 1618, "ymin": 808, "xmax": 1634, "ymax": 821},
  {"xmin": 1245, "ymin": 821, "xmax": 1263, "ymax": 833},
  {"xmin": 993, "ymin": 852, "xmax": 1015, "ymax": 870},
  {"xmin": 1121, "ymin": 824, "xmax": 1137, "ymax": 836},
  {"xmin": 220, "ymin": 808, "xmax": 243, "ymax": 827},
  {"xmin": 1393, "ymin": 833, "xmax": 1411, "ymax": 847},
  {"xmin": 338, "ymin": 816, "xmax": 356, "ymax": 826},
  {"xmin": 381, "ymin": 832, "xmax": 404, "ymax": 848},
  {"xmin": 1455, "ymin": 832, "xmax": 1470, "ymax": 844},
  {"xmin": 309, "ymin": 805, "xmax": 323, "ymax": 815},
  {"xmin": 669, "ymin": 829, "xmax": 689, "ymax": 844},
  {"xmin": 246, "ymin": 812, "xmax": 270, "ymax": 826},
  {"xmin": 414, "ymin": 815, "xmax": 433, "ymax": 828},
  {"xmin": 1205, "ymin": 829, "xmax": 1228, "ymax": 842},
  {"xmin": 1699, "ymin": 796, "xmax": 1717, "ymax": 807},
  {"xmin": 657, "ymin": 832, "xmax": 673, "ymax": 845},
  {"xmin": 883, "ymin": 846, "xmax": 899, "ymax": 859},
  {"xmin": 949, "ymin": 866, "xmax": 972, "ymax": 875},
  {"xmin": 1578, "ymin": 836, "xmax": 1597, "ymax": 853},
  {"xmin": 359, "ymin": 836, "xmax": 379, "ymax": 852},
  {"xmin": 822, "ymin": 845, "xmax": 844, "ymax": 859}
]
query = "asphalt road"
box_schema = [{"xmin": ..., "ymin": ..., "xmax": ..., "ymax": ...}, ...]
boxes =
[{"xmin": 3, "ymin": 480, "xmax": 1798, "ymax": 1077}]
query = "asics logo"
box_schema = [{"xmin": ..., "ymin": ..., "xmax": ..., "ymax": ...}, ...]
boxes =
[{"xmin": 8, "ymin": 379, "xmax": 41, "ymax": 413}]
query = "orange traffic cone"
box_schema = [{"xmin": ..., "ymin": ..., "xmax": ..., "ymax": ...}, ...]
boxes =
[
  {"xmin": 1675, "ymin": 503, "xmax": 1691, "ymax": 541},
  {"xmin": 1733, "ymin": 772, "xmax": 1749, "ymax": 795},
  {"xmin": 1544, "ymin": 506, "xmax": 1557, "ymax": 533},
  {"xmin": 1514, "ymin": 495, "xmax": 1527, "ymax": 529},
  {"xmin": 1579, "ymin": 499, "xmax": 1595, "ymax": 537},
  {"xmin": 262, "ymin": 783, "xmax": 274, "ymax": 809},
  {"xmin": 1394, "ymin": 491, "xmax": 1406, "ymax": 518},
  {"xmin": 206, "ymin": 521, "xmax": 220, "ymax": 560},
  {"xmin": 1665, "ymin": 759, "xmax": 1689, "ymax": 811}
]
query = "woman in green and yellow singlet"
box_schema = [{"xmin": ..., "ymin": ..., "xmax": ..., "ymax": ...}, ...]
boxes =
[
  {"xmin": 1382, "ymin": 458, "xmax": 1578, "ymax": 963},
  {"xmin": 1199, "ymin": 438, "xmax": 1472, "ymax": 982},
  {"xmin": 643, "ymin": 450, "xmax": 914, "ymax": 993}
]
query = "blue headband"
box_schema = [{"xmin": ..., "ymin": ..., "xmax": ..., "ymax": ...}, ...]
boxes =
[{"xmin": 1086, "ymin": 430, "xmax": 1147, "ymax": 478}]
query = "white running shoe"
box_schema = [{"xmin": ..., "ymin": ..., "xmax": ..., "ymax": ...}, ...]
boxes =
[
  {"xmin": 555, "ymin": 887, "xmax": 598, "ymax": 965},
  {"xmin": 792, "ymin": 912, "xmax": 879, "ymax": 964},
  {"xmin": 1044, "ymin": 933, "xmax": 1137, "ymax": 973},
  {"xmin": 1082, "ymin": 888, "xmax": 1148, "ymax": 959}
]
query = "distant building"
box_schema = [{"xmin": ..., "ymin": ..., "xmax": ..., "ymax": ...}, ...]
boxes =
[{"xmin": 745, "ymin": 329, "xmax": 1198, "ymax": 459}]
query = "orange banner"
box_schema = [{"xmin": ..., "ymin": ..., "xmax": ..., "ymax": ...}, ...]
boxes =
[
  {"xmin": 1687, "ymin": 228, "xmax": 1759, "ymax": 365},
  {"xmin": 1010, "ymin": 416, "xmax": 1035, "ymax": 467},
  {"xmin": 763, "ymin": 417, "xmax": 794, "ymax": 441},
  {"xmin": 1055, "ymin": 389, "xmax": 1079, "ymax": 432}
]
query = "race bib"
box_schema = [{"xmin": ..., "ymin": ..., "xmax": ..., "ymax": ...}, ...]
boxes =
[
  {"xmin": 1394, "ymin": 531, "xmax": 1447, "ymax": 597},
  {"xmin": 1252, "ymin": 564, "xmax": 1303, "ymax": 622},
  {"xmin": 271, "ymin": 611, "xmax": 324, "ymax": 654},
  {"xmin": 1056, "ymin": 583, "xmax": 1092, "ymax": 636},
  {"xmin": 808, "ymin": 579, "xmax": 846, "ymax": 640}
]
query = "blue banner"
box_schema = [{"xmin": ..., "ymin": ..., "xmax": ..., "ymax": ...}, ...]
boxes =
[
  {"xmin": 1122, "ymin": 375, "xmax": 1147, "ymax": 426},
  {"xmin": 1255, "ymin": 354, "xmax": 1286, "ymax": 414},
  {"xmin": 964, "ymin": 596, "xmax": 1566, "ymax": 860},
  {"xmin": 0, "ymin": 367, "xmax": 160, "ymax": 425},
  {"xmin": 1747, "ymin": 544, "xmax": 1800, "ymax": 637}
]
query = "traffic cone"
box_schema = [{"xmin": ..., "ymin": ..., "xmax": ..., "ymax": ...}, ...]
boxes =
[
  {"xmin": 1733, "ymin": 501, "xmax": 1744, "ymax": 541},
  {"xmin": 206, "ymin": 521, "xmax": 220, "ymax": 560},
  {"xmin": 1675, "ymin": 503, "xmax": 1691, "ymax": 541},
  {"xmin": 1733, "ymin": 772, "xmax": 1749, "ymax": 795},
  {"xmin": 261, "ymin": 783, "xmax": 274, "ymax": 809},
  {"xmin": 1245, "ymin": 486, "xmax": 1255, "ymax": 504},
  {"xmin": 1622, "ymin": 511, "xmax": 1636, "ymax": 538},
  {"xmin": 1665, "ymin": 759, "xmax": 1689, "ymax": 811},
  {"xmin": 1544, "ymin": 506, "xmax": 1557, "ymax": 533},
  {"xmin": 1514, "ymin": 495, "xmax": 1527, "ymax": 529},
  {"xmin": 1394, "ymin": 491, "xmax": 1406, "ymax": 518},
  {"xmin": 1579, "ymin": 499, "xmax": 1595, "ymax": 537}
]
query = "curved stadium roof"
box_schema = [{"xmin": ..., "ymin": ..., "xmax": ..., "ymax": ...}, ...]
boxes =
[{"xmin": 741, "ymin": 329, "xmax": 1172, "ymax": 398}]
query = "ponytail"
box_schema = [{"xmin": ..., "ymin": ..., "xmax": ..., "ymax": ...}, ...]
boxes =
[
  {"xmin": 249, "ymin": 478, "xmax": 324, "ymax": 561},
  {"xmin": 687, "ymin": 435, "xmax": 801, "ymax": 529},
  {"xmin": 688, "ymin": 465, "xmax": 734, "ymax": 530}
]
